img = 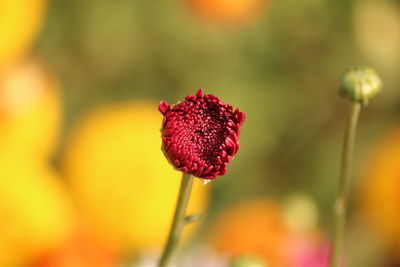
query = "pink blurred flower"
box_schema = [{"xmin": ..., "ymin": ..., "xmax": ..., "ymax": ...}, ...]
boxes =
[
  {"xmin": 158, "ymin": 89, "xmax": 245, "ymax": 179},
  {"xmin": 286, "ymin": 235, "xmax": 330, "ymax": 267}
]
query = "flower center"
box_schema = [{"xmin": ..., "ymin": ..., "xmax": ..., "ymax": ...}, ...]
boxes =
[{"xmin": 174, "ymin": 102, "xmax": 229, "ymax": 166}]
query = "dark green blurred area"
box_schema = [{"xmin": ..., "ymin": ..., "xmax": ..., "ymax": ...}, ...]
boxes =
[{"xmin": 35, "ymin": 0, "xmax": 400, "ymax": 264}]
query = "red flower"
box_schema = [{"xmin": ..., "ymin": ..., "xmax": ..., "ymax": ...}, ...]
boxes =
[{"xmin": 158, "ymin": 89, "xmax": 245, "ymax": 179}]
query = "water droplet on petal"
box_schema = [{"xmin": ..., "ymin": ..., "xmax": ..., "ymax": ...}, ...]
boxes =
[{"xmin": 201, "ymin": 179, "xmax": 212, "ymax": 185}]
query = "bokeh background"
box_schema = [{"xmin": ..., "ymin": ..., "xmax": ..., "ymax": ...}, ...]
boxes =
[{"xmin": 1, "ymin": 0, "xmax": 400, "ymax": 266}]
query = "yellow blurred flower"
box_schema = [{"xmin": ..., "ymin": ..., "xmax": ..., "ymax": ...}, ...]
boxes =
[
  {"xmin": 0, "ymin": 0, "xmax": 47, "ymax": 71},
  {"xmin": 358, "ymin": 126, "xmax": 400, "ymax": 245},
  {"xmin": 0, "ymin": 58, "xmax": 61, "ymax": 160},
  {"xmin": 283, "ymin": 193, "xmax": 319, "ymax": 236},
  {"xmin": 62, "ymin": 102, "xmax": 209, "ymax": 252},
  {"xmin": 353, "ymin": 0, "xmax": 400, "ymax": 71},
  {"xmin": 0, "ymin": 158, "xmax": 74, "ymax": 266}
]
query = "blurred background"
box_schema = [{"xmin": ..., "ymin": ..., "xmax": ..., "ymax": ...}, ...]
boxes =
[{"xmin": 1, "ymin": 0, "xmax": 400, "ymax": 266}]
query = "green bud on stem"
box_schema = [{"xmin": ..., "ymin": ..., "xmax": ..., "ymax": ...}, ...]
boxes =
[{"xmin": 339, "ymin": 66, "xmax": 383, "ymax": 105}]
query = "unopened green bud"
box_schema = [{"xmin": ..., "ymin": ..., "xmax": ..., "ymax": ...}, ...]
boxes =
[
  {"xmin": 339, "ymin": 66, "xmax": 383, "ymax": 105},
  {"xmin": 229, "ymin": 255, "xmax": 267, "ymax": 267}
]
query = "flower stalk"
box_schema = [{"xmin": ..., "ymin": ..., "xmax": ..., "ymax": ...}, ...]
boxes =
[
  {"xmin": 159, "ymin": 173, "xmax": 195, "ymax": 267},
  {"xmin": 330, "ymin": 102, "xmax": 361, "ymax": 267},
  {"xmin": 330, "ymin": 66, "xmax": 382, "ymax": 267}
]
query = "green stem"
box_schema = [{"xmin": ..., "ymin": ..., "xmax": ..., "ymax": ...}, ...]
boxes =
[
  {"xmin": 159, "ymin": 173, "xmax": 194, "ymax": 267},
  {"xmin": 330, "ymin": 102, "xmax": 362, "ymax": 267}
]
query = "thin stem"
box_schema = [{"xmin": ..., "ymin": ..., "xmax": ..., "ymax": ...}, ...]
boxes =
[
  {"xmin": 159, "ymin": 173, "xmax": 194, "ymax": 267},
  {"xmin": 330, "ymin": 102, "xmax": 362, "ymax": 267}
]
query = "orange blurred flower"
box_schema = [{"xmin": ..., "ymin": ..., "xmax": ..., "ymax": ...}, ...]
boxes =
[
  {"xmin": 32, "ymin": 226, "xmax": 118, "ymax": 267},
  {"xmin": 0, "ymin": 0, "xmax": 47, "ymax": 71},
  {"xmin": 358, "ymin": 126, "xmax": 400, "ymax": 246},
  {"xmin": 208, "ymin": 198, "xmax": 327, "ymax": 267},
  {"xmin": 62, "ymin": 102, "xmax": 209, "ymax": 252},
  {"xmin": 209, "ymin": 199, "xmax": 289, "ymax": 266},
  {"xmin": 187, "ymin": 0, "xmax": 269, "ymax": 26}
]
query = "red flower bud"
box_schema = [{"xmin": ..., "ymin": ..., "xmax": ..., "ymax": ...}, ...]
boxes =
[{"xmin": 158, "ymin": 89, "xmax": 245, "ymax": 179}]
